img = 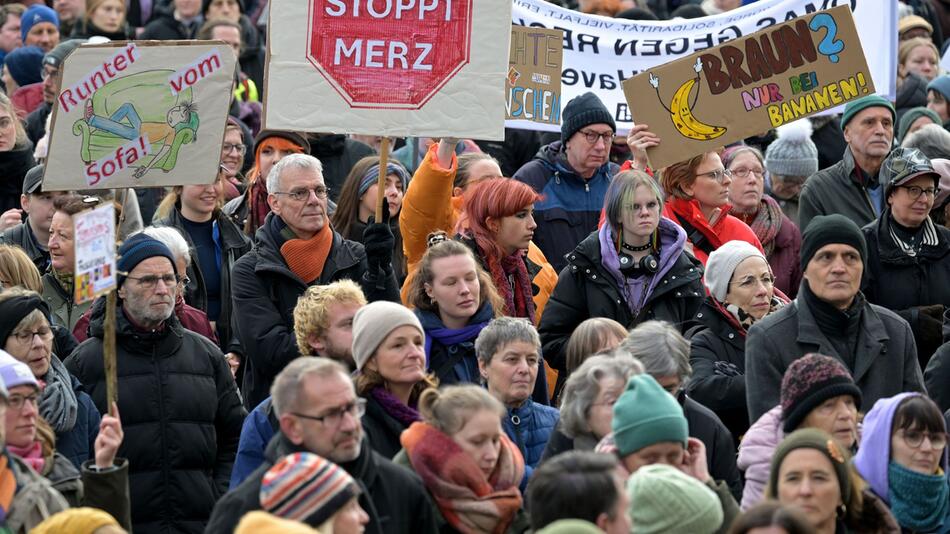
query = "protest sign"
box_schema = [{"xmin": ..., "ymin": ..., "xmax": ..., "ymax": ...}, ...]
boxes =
[
  {"xmin": 264, "ymin": 0, "xmax": 511, "ymax": 140},
  {"xmin": 623, "ymin": 5, "xmax": 871, "ymax": 169},
  {"xmin": 510, "ymin": 0, "xmax": 896, "ymax": 134},
  {"xmin": 73, "ymin": 203, "xmax": 116, "ymax": 304},
  {"xmin": 43, "ymin": 41, "xmax": 236, "ymax": 191},
  {"xmin": 507, "ymin": 25, "xmax": 564, "ymax": 126}
]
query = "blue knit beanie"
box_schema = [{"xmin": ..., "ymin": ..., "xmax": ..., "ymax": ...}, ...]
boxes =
[
  {"xmin": 116, "ymin": 233, "xmax": 178, "ymax": 289},
  {"xmin": 20, "ymin": 5, "xmax": 58, "ymax": 42},
  {"xmin": 928, "ymin": 76, "xmax": 950, "ymax": 102},
  {"xmin": 561, "ymin": 92, "xmax": 615, "ymax": 144},
  {"xmin": 4, "ymin": 46, "xmax": 44, "ymax": 87}
]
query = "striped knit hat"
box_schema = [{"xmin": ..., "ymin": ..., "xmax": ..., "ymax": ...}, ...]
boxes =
[{"xmin": 259, "ymin": 453, "xmax": 361, "ymax": 526}]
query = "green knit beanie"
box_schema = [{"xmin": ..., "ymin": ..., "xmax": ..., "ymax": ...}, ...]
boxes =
[
  {"xmin": 839, "ymin": 95, "xmax": 896, "ymax": 130},
  {"xmin": 612, "ymin": 374, "xmax": 688, "ymax": 457},
  {"xmin": 536, "ymin": 519, "xmax": 603, "ymax": 534},
  {"xmin": 897, "ymin": 106, "xmax": 942, "ymax": 143},
  {"xmin": 767, "ymin": 428, "xmax": 852, "ymax": 504},
  {"xmin": 626, "ymin": 464, "xmax": 723, "ymax": 534}
]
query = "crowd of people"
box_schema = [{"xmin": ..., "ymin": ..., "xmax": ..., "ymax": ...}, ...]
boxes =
[{"xmin": 0, "ymin": 0, "xmax": 943, "ymax": 533}]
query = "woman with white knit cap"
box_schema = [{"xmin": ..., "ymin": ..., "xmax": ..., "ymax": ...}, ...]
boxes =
[
  {"xmin": 764, "ymin": 119, "xmax": 820, "ymax": 228},
  {"xmin": 352, "ymin": 301, "xmax": 437, "ymax": 459},
  {"xmin": 686, "ymin": 240, "xmax": 787, "ymax": 442}
]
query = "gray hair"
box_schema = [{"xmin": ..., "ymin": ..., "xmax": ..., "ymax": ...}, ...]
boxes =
[
  {"xmin": 474, "ymin": 317, "xmax": 541, "ymax": 365},
  {"xmin": 271, "ymin": 357, "xmax": 350, "ymax": 416},
  {"xmin": 560, "ymin": 353, "xmax": 644, "ymax": 439},
  {"xmin": 619, "ymin": 320, "xmax": 692, "ymax": 382},
  {"xmin": 267, "ymin": 153, "xmax": 324, "ymax": 194},
  {"xmin": 902, "ymin": 123, "xmax": 950, "ymax": 159},
  {"xmin": 141, "ymin": 226, "xmax": 191, "ymax": 266}
]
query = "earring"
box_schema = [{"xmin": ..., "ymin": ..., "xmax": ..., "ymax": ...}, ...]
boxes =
[{"xmin": 837, "ymin": 503, "xmax": 847, "ymax": 518}]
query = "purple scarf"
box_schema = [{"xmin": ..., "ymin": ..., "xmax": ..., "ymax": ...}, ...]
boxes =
[{"xmin": 370, "ymin": 386, "xmax": 422, "ymax": 427}]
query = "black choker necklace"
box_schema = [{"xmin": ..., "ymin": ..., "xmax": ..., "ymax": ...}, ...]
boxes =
[{"xmin": 621, "ymin": 242, "xmax": 652, "ymax": 252}]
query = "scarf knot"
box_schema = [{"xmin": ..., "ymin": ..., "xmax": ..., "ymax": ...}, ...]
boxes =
[{"xmin": 887, "ymin": 461, "xmax": 950, "ymax": 531}]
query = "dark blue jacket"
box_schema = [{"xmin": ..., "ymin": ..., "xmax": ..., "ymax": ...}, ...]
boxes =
[
  {"xmin": 55, "ymin": 375, "xmax": 101, "ymax": 470},
  {"xmin": 229, "ymin": 397, "xmax": 276, "ymax": 490},
  {"xmin": 502, "ymin": 399, "xmax": 559, "ymax": 490},
  {"xmin": 513, "ymin": 141, "xmax": 619, "ymax": 271}
]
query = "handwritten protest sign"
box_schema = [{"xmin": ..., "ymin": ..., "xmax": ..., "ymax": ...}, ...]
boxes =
[
  {"xmin": 622, "ymin": 5, "xmax": 872, "ymax": 169},
  {"xmin": 74, "ymin": 203, "xmax": 116, "ymax": 304},
  {"xmin": 507, "ymin": 26, "xmax": 563, "ymax": 126},
  {"xmin": 264, "ymin": 0, "xmax": 511, "ymax": 140},
  {"xmin": 43, "ymin": 41, "xmax": 236, "ymax": 191},
  {"xmin": 510, "ymin": 0, "xmax": 896, "ymax": 134}
]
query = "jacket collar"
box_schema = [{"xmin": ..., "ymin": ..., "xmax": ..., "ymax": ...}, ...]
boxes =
[
  {"xmin": 695, "ymin": 298, "xmax": 745, "ymax": 351},
  {"xmin": 873, "ymin": 210, "xmax": 948, "ymax": 263}
]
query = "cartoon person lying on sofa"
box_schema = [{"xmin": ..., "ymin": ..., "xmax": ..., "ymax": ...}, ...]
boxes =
[{"xmin": 85, "ymin": 97, "xmax": 199, "ymax": 179}]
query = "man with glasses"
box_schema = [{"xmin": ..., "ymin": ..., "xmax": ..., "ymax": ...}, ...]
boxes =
[
  {"xmin": 860, "ymin": 148, "xmax": 950, "ymax": 367},
  {"xmin": 746, "ymin": 213, "xmax": 925, "ymax": 423},
  {"xmin": 26, "ymin": 39, "xmax": 81, "ymax": 145},
  {"xmin": 513, "ymin": 91, "xmax": 620, "ymax": 271},
  {"xmin": 207, "ymin": 357, "xmax": 437, "ymax": 534},
  {"xmin": 66, "ymin": 232, "xmax": 246, "ymax": 533},
  {"xmin": 799, "ymin": 95, "xmax": 897, "ymax": 231},
  {"xmin": 231, "ymin": 153, "xmax": 399, "ymax": 409}
]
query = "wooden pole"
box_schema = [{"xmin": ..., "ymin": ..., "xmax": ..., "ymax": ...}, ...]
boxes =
[
  {"xmin": 375, "ymin": 137, "xmax": 392, "ymax": 222},
  {"xmin": 104, "ymin": 289, "xmax": 117, "ymax": 416}
]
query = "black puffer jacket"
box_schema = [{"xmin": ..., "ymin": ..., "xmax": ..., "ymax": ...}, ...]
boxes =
[
  {"xmin": 539, "ymin": 226, "xmax": 704, "ymax": 375},
  {"xmin": 204, "ymin": 434, "xmax": 438, "ymax": 534},
  {"xmin": 230, "ymin": 213, "xmax": 399, "ymax": 408},
  {"xmin": 65, "ymin": 299, "xmax": 246, "ymax": 534},
  {"xmin": 139, "ymin": 11, "xmax": 200, "ymax": 40},
  {"xmin": 862, "ymin": 213, "xmax": 950, "ymax": 365},
  {"xmin": 896, "ymin": 73, "xmax": 929, "ymax": 126},
  {"xmin": 156, "ymin": 207, "xmax": 251, "ymax": 354},
  {"xmin": 0, "ymin": 143, "xmax": 35, "ymax": 213},
  {"xmin": 686, "ymin": 298, "xmax": 750, "ymax": 441}
]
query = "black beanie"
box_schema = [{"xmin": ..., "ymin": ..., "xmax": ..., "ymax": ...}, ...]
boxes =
[
  {"xmin": 203, "ymin": 0, "xmax": 244, "ymax": 15},
  {"xmin": 800, "ymin": 214, "xmax": 867, "ymax": 272},
  {"xmin": 561, "ymin": 92, "xmax": 615, "ymax": 144}
]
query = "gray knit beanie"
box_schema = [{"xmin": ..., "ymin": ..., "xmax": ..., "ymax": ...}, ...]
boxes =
[
  {"xmin": 704, "ymin": 240, "xmax": 769, "ymax": 302},
  {"xmin": 765, "ymin": 119, "xmax": 819, "ymax": 178},
  {"xmin": 351, "ymin": 301, "xmax": 424, "ymax": 371}
]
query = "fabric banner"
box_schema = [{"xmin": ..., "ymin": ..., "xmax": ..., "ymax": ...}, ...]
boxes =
[{"xmin": 509, "ymin": 0, "xmax": 897, "ymax": 133}]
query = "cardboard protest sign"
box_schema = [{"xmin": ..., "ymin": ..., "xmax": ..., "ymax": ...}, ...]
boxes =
[
  {"xmin": 622, "ymin": 5, "xmax": 872, "ymax": 169},
  {"xmin": 264, "ymin": 0, "xmax": 511, "ymax": 140},
  {"xmin": 43, "ymin": 41, "xmax": 236, "ymax": 191},
  {"xmin": 74, "ymin": 203, "xmax": 116, "ymax": 304},
  {"xmin": 507, "ymin": 26, "xmax": 563, "ymax": 126}
]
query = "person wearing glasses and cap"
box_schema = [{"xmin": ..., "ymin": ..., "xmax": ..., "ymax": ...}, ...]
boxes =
[
  {"xmin": 65, "ymin": 231, "xmax": 245, "ymax": 534},
  {"xmin": 860, "ymin": 147, "xmax": 950, "ymax": 366}
]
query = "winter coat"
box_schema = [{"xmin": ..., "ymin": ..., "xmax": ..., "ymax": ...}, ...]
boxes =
[
  {"xmin": 53, "ymin": 373, "xmax": 101, "ymax": 470},
  {"xmin": 539, "ymin": 221, "xmax": 704, "ymax": 376},
  {"xmin": 236, "ymin": 14, "xmax": 265, "ymax": 92},
  {"xmin": 6, "ymin": 452, "xmax": 69, "ymax": 534},
  {"xmin": 398, "ymin": 144, "xmax": 558, "ymax": 322},
  {"xmin": 0, "ymin": 142, "xmax": 35, "ymax": 214},
  {"xmin": 309, "ymin": 134, "xmax": 377, "ymax": 199},
  {"xmin": 230, "ymin": 213, "xmax": 399, "ymax": 409},
  {"xmin": 230, "ymin": 397, "xmax": 277, "ymax": 490},
  {"xmin": 513, "ymin": 141, "xmax": 619, "ymax": 272},
  {"xmin": 0, "ymin": 220, "xmax": 48, "ymax": 273},
  {"xmin": 361, "ymin": 393, "xmax": 414, "ymax": 460},
  {"xmin": 139, "ymin": 12, "xmax": 201, "ymax": 40},
  {"xmin": 10, "ymin": 83, "xmax": 43, "ymax": 119},
  {"xmin": 680, "ymin": 392, "xmax": 743, "ymax": 501},
  {"xmin": 896, "ymin": 73, "xmax": 929, "ymax": 126},
  {"xmin": 926, "ymin": 343, "xmax": 950, "ymax": 413},
  {"xmin": 687, "ymin": 298, "xmax": 751, "ymax": 441},
  {"xmin": 502, "ymin": 399, "xmax": 559, "ymax": 485},
  {"xmin": 65, "ymin": 299, "xmax": 246, "ymax": 534},
  {"xmin": 745, "ymin": 292, "xmax": 925, "ymax": 423},
  {"xmin": 663, "ymin": 196, "xmax": 765, "ymax": 265},
  {"xmin": 343, "ymin": 217, "xmax": 406, "ymax": 285},
  {"xmin": 811, "ymin": 115, "xmax": 848, "ymax": 172},
  {"xmin": 417, "ymin": 306, "xmax": 488, "ymax": 387},
  {"xmin": 69, "ymin": 19, "xmax": 134, "ymax": 40},
  {"xmin": 766, "ymin": 210, "xmax": 803, "ymax": 298},
  {"xmin": 73, "ymin": 295, "xmax": 217, "ymax": 346},
  {"xmin": 736, "ymin": 405, "xmax": 783, "ymax": 510},
  {"xmin": 799, "ymin": 147, "xmax": 883, "ymax": 231},
  {"xmin": 862, "ymin": 213, "xmax": 950, "ymax": 366},
  {"xmin": 156, "ymin": 206, "xmax": 252, "ymax": 354},
  {"xmin": 25, "ymin": 102, "xmax": 50, "ymax": 145},
  {"xmin": 539, "ymin": 424, "xmax": 599, "ymax": 462},
  {"xmin": 42, "ymin": 273, "xmax": 93, "ymax": 332},
  {"xmin": 205, "ymin": 434, "xmax": 439, "ymax": 534}
]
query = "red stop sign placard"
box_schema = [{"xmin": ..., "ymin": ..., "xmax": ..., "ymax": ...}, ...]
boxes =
[{"xmin": 307, "ymin": 0, "xmax": 473, "ymax": 109}]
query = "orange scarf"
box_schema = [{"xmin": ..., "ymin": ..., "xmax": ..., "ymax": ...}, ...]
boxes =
[{"xmin": 280, "ymin": 223, "xmax": 333, "ymax": 284}]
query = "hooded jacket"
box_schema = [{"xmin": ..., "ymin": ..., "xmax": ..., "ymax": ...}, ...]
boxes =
[
  {"xmin": 513, "ymin": 141, "xmax": 619, "ymax": 272},
  {"xmin": 539, "ymin": 218, "xmax": 704, "ymax": 375},
  {"xmin": 65, "ymin": 298, "xmax": 246, "ymax": 534}
]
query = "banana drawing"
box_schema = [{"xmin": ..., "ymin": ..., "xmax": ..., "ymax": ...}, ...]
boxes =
[{"xmin": 650, "ymin": 58, "xmax": 726, "ymax": 141}]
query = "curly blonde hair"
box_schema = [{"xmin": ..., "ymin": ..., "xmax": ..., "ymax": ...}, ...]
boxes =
[{"xmin": 293, "ymin": 280, "xmax": 367, "ymax": 356}]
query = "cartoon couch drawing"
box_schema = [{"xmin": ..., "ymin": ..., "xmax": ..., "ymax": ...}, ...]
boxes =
[{"xmin": 72, "ymin": 69, "xmax": 198, "ymax": 179}]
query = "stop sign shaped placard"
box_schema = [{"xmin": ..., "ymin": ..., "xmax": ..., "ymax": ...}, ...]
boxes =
[{"xmin": 307, "ymin": 0, "xmax": 473, "ymax": 109}]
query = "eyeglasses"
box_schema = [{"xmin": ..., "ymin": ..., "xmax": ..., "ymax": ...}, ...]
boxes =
[
  {"xmin": 7, "ymin": 393, "xmax": 38, "ymax": 411},
  {"xmin": 578, "ymin": 129, "xmax": 614, "ymax": 146},
  {"xmin": 272, "ymin": 186, "xmax": 330, "ymax": 202},
  {"xmin": 696, "ymin": 168, "xmax": 732, "ymax": 183},
  {"xmin": 40, "ymin": 67, "xmax": 60, "ymax": 81},
  {"xmin": 730, "ymin": 274, "xmax": 776, "ymax": 289},
  {"xmin": 730, "ymin": 168, "xmax": 765, "ymax": 179},
  {"xmin": 291, "ymin": 398, "xmax": 366, "ymax": 427},
  {"xmin": 124, "ymin": 273, "xmax": 181, "ymax": 290},
  {"xmin": 899, "ymin": 185, "xmax": 940, "ymax": 200},
  {"xmin": 900, "ymin": 429, "xmax": 947, "ymax": 449},
  {"xmin": 10, "ymin": 328, "xmax": 53, "ymax": 345},
  {"xmin": 221, "ymin": 143, "xmax": 246, "ymax": 155}
]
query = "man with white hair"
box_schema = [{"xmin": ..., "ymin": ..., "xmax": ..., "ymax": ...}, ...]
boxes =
[{"xmin": 230, "ymin": 153, "xmax": 399, "ymax": 408}]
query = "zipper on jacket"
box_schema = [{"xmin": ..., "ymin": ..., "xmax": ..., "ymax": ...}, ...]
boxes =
[
  {"xmin": 585, "ymin": 181, "xmax": 589, "ymax": 192},
  {"xmin": 152, "ymin": 345, "xmax": 171, "ymax": 524},
  {"xmin": 510, "ymin": 411, "xmax": 526, "ymax": 459}
]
